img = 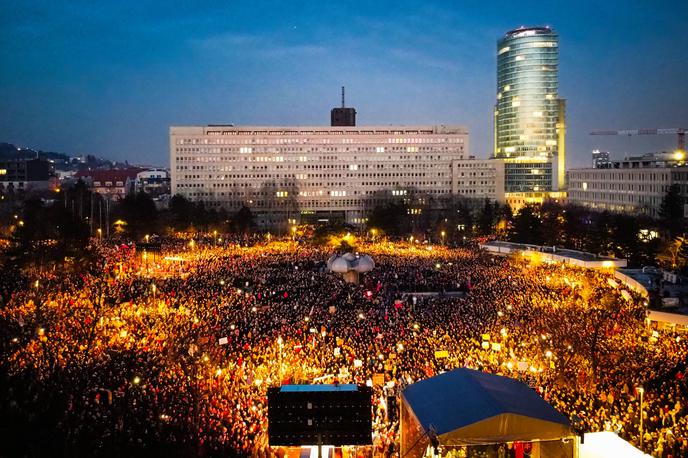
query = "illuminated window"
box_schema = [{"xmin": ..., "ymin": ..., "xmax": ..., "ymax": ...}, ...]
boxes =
[
  {"xmin": 582, "ymin": 182, "xmax": 588, "ymax": 191},
  {"xmin": 375, "ymin": 147, "xmax": 385, "ymax": 153},
  {"xmin": 515, "ymin": 55, "xmax": 525, "ymax": 61},
  {"xmin": 498, "ymin": 46, "xmax": 510, "ymax": 55},
  {"xmin": 349, "ymin": 164, "xmax": 358, "ymax": 170},
  {"xmin": 504, "ymin": 85, "xmax": 511, "ymax": 92},
  {"xmin": 239, "ymin": 147, "xmax": 252, "ymax": 154},
  {"xmin": 531, "ymin": 41, "xmax": 557, "ymax": 48},
  {"xmin": 276, "ymin": 191, "xmax": 288, "ymax": 197}
]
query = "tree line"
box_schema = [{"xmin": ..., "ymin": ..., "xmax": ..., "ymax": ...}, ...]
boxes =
[{"xmin": 2, "ymin": 183, "xmax": 686, "ymax": 272}]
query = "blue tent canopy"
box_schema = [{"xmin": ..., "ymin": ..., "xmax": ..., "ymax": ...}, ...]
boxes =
[{"xmin": 401, "ymin": 368, "xmax": 573, "ymax": 448}]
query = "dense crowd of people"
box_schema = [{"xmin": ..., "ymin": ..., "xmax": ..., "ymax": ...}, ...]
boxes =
[{"xmin": 1, "ymin": 236, "xmax": 687, "ymax": 457}]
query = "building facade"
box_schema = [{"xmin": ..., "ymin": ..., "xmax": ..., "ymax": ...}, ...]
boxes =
[
  {"xmin": 170, "ymin": 125, "xmax": 503, "ymax": 226},
  {"xmin": 136, "ymin": 169, "xmax": 170, "ymax": 197},
  {"xmin": 568, "ymin": 152, "xmax": 687, "ymax": 217},
  {"xmin": 0, "ymin": 158, "xmax": 53, "ymax": 193},
  {"xmin": 76, "ymin": 169, "xmax": 140, "ymax": 201},
  {"xmin": 494, "ymin": 26, "xmax": 566, "ymax": 206}
]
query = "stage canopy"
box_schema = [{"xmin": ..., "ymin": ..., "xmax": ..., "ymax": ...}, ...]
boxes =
[
  {"xmin": 579, "ymin": 432, "xmax": 650, "ymax": 458},
  {"xmin": 401, "ymin": 368, "xmax": 574, "ymax": 447}
]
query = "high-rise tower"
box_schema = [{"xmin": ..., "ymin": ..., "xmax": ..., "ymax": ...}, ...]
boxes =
[{"xmin": 494, "ymin": 26, "xmax": 566, "ymax": 204}]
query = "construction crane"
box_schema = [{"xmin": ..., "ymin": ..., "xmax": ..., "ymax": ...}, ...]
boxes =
[{"xmin": 590, "ymin": 128, "xmax": 686, "ymax": 152}]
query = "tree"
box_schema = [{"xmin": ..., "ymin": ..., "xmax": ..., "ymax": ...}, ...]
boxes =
[
  {"xmin": 477, "ymin": 198, "xmax": 495, "ymax": 235},
  {"xmin": 539, "ymin": 201, "xmax": 565, "ymax": 247},
  {"xmin": 169, "ymin": 194, "xmax": 194, "ymax": 231},
  {"xmin": 113, "ymin": 192, "xmax": 158, "ymax": 237},
  {"xmin": 659, "ymin": 184, "xmax": 685, "ymax": 238},
  {"xmin": 658, "ymin": 236, "xmax": 688, "ymax": 272},
  {"xmin": 509, "ymin": 204, "xmax": 542, "ymax": 244},
  {"xmin": 232, "ymin": 206, "xmax": 254, "ymax": 234},
  {"xmin": 367, "ymin": 202, "xmax": 409, "ymax": 236}
]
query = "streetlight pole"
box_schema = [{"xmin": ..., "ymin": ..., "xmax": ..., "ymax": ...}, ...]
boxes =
[{"xmin": 638, "ymin": 386, "xmax": 644, "ymax": 450}]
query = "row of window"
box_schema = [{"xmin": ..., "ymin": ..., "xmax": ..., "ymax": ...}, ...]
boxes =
[{"xmin": 177, "ymin": 136, "xmax": 465, "ymax": 145}]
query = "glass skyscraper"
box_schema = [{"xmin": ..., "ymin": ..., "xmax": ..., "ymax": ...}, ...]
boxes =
[{"xmin": 494, "ymin": 26, "xmax": 566, "ymax": 197}]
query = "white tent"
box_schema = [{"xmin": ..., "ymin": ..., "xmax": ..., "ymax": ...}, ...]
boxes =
[{"xmin": 579, "ymin": 432, "xmax": 650, "ymax": 458}]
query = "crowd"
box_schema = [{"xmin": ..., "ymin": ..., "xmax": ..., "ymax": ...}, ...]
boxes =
[{"xmin": 1, "ymin": 236, "xmax": 687, "ymax": 457}]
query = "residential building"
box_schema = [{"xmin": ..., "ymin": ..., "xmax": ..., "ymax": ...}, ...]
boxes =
[
  {"xmin": 170, "ymin": 124, "xmax": 502, "ymax": 227},
  {"xmin": 494, "ymin": 26, "xmax": 566, "ymax": 208},
  {"xmin": 76, "ymin": 168, "xmax": 140, "ymax": 201},
  {"xmin": 136, "ymin": 169, "xmax": 170, "ymax": 196},
  {"xmin": 0, "ymin": 158, "xmax": 53, "ymax": 193}
]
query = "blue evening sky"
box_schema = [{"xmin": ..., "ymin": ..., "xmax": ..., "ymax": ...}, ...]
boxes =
[{"xmin": 1, "ymin": 0, "xmax": 686, "ymax": 168}]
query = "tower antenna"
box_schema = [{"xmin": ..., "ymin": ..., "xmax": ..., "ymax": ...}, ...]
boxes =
[{"xmin": 341, "ymin": 86, "xmax": 345, "ymax": 108}]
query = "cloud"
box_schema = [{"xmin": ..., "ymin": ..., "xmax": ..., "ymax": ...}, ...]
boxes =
[{"xmin": 191, "ymin": 32, "xmax": 327, "ymax": 59}]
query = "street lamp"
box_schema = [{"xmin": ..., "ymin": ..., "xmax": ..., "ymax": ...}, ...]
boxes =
[
  {"xmin": 370, "ymin": 228, "xmax": 377, "ymax": 241},
  {"xmin": 145, "ymin": 234, "xmax": 150, "ymax": 243},
  {"xmin": 638, "ymin": 386, "xmax": 644, "ymax": 449},
  {"xmin": 441, "ymin": 230, "xmax": 446, "ymax": 244},
  {"xmin": 97, "ymin": 228, "xmax": 102, "ymax": 239},
  {"xmin": 151, "ymin": 283, "xmax": 157, "ymax": 300},
  {"xmin": 291, "ymin": 226, "xmax": 297, "ymax": 240}
]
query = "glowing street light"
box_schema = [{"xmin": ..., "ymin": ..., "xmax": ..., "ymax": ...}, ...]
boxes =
[
  {"xmin": 145, "ymin": 234, "xmax": 150, "ymax": 243},
  {"xmin": 133, "ymin": 376, "xmax": 141, "ymax": 385},
  {"xmin": 638, "ymin": 386, "xmax": 645, "ymax": 448}
]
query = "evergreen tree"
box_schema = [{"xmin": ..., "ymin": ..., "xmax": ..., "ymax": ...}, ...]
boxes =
[
  {"xmin": 659, "ymin": 184, "xmax": 685, "ymax": 238},
  {"xmin": 509, "ymin": 204, "xmax": 542, "ymax": 244}
]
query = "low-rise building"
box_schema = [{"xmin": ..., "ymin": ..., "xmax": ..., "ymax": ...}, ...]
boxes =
[
  {"xmin": 76, "ymin": 168, "xmax": 141, "ymax": 201},
  {"xmin": 0, "ymin": 158, "xmax": 54, "ymax": 193},
  {"xmin": 136, "ymin": 169, "xmax": 170, "ymax": 196},
  {"xmin": 568, "ymin": 152, "xmax": 687, "ymax": 217}
]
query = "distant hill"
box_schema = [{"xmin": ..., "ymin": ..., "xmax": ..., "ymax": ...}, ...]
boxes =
[
  {"xmin": 0, "ymin": 142, "xmax": 70, "ymax": 162},
  {"xmin": 0, "ymin": 142, "xmax": 118, "ymax": 171}
]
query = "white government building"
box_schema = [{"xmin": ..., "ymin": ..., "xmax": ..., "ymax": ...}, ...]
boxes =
[{"xmin": 170, "ymin": 124, "xmax": 503, "ymax": 227}]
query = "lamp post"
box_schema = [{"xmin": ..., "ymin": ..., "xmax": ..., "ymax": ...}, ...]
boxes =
[
  {"xmin": 145, "ymin": 234, "xmax": 150, "ymax": 244},
  {"xmin": 441, "ymin": 230, "xmax": 446, "ymax": 245},
  {"xmin": 638, "ymin": 386, "xmax": 644, "ymax": 450},
  {"xmin": 291, "ymin": 226, "xmax": 296, "ymax": 241},
  {"xmin": 151, "ymin": 283, "xmax": 156, "ymax": 301}
]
